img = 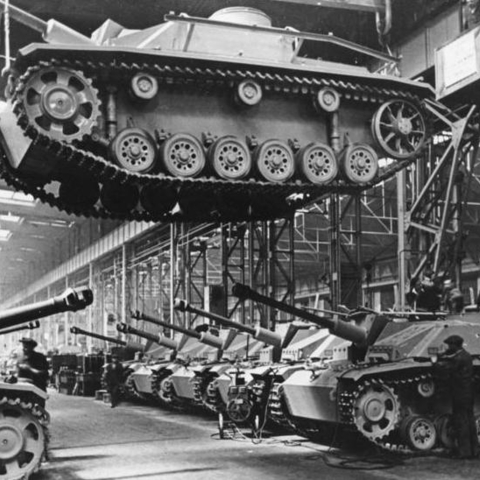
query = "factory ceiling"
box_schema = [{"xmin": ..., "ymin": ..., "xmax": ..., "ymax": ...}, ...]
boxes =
[{"xmin": 0, "ymin": 0, "xmax": 461, "ymax": 295}]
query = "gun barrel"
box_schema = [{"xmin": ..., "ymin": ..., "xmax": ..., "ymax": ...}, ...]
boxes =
[
  {"xmin": 117, "ymin": 323, "xmax": 178, "ymax": 350},
  {"xmin": 232, "ymin": 283, "xmax": 367, "ymax": 345},
  {"xmin": 0, "ymin": 0, "xmax": 47, "ymax": 34},
  {"xmin": 174, "ymin": 299, "xmax": 282, "ymax": 347},
  {"xmin": 70, "ymin": 326, "xmax": 126, "ymax": 346},
  {"xmin": 132, "ymin": 311, "xmax": 223, "ymax": 349},
  {"xmin": 132, "ymin": 311, "xmax": 201, "ymax": 339},
  {"xmin": 0, "ymin": 287, "xmax": 93, "ymax": 330},
  {"xmin": 0, "ymin": 320, "xmax": 40, "ymax": 335}
]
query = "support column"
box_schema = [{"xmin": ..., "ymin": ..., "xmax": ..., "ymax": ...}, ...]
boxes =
[{"xmin": 397, "ymin": 168, "xmax": 407, "ymax": 311}]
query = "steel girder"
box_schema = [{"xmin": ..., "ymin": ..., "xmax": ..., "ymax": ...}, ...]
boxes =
[{"xmin": 402, "ymin": 100, "xmax": 480, "ymax": 294}]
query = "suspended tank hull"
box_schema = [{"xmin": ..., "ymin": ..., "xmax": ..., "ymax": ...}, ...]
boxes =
[{"xmin": 0, "ymin": 5, "xmax": 434, "ymax": 222}]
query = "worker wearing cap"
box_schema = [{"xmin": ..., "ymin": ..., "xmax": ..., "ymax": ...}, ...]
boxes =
[
  {"xmin": 16, "ymin": 337, "xmax": 49, "ymax": 393},
  {"xmin": 102, "ymin": 354, "xmax": 124, "ymax": 408},
  {"xmin": 435, "ymin": 335, "xmax": 479, "ymax": 459}
]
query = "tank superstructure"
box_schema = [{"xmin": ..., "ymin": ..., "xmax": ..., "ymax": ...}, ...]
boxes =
[
  {"xmin": 0, "ymin": 287, "xmax": 93, "ymax": 479},
  {"xmin": 127, "ymin": 311, "xmax": 264, "ymax": 413},
  {"xmin": 0, "ymin": 2, "xmax": 433, "ymax": 222},
  {"xmin": 174, "ymin": 299, "xmax": 337, "ymax": 432},
  {"xmin": 232, "ymin": 283, "xmax": 480, "ymax": 451}
]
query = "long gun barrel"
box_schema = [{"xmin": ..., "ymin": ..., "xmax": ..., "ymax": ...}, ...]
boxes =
[
  {"xmin": 232, "ymin": 283, "xmax": 367, "ymax": 346},
  {"xmin": 116, "ymin": 323, "xmax": 178, "ymax": 350},
  {"xmin": 132, "ymin": 310, "xmax": 224, "ymax": 349},
  {"xmin": 70, "ymin": 326, "xmax": 127, "ymax": 346},
  {"xmin": 173, "ymin": 299, "xmax": 282, "ymax": 347},
  {"xmin": 0, "ymin": 287, "xmax": 93, "ymax": 331},
  {"xmin": 0, "ymin": 320, "xmax": 40, "ymax": 335},
  {"xmin": 0, "ymin": 0, "xmax": 94, "ymax": 45}
]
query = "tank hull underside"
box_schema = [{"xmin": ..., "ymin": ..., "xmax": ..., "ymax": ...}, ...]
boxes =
[{"xmin": 0, "ymin": 44, "xmax": 433, "ymax": 222}]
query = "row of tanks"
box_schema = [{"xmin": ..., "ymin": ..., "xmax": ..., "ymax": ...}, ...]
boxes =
[
  {"xmin": 72, "ymin": 283, "xmax": 480, "ymax": 454},
  {"xmin": 0, "ymin": 2, "xmax": 434, "ymax": 222},
  {"xmin": 0, "ymin": 287, "xmax": 93, "ymax": 480}
]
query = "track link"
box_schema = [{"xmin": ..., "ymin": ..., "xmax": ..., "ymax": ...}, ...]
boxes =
[{"xmin": 0, "ymin": 57, "xmax": 430, "ymax": 222}]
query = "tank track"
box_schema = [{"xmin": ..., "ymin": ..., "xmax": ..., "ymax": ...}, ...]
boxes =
[
  {"xmin": 155, "ymin": 374, "xmax": 186, "ymax": 412},
  {"xmin": 340, "ymin": 372, "xmax": 441, "ymax": 454},
  {"xmin": 0, "ymin": 394, "xmax": 50, "ymax": 479},
  {"xmin": 203, "ymin": 377, "xmax": 225, "ymax": 414},
  {"xmin": 267, "ymin": 382, "xmax": 300, "ymax": 432},
  {"xmin": 150, "ymin": 369, "xmax": 179, "ymax": 409},
  {"xmin": 2, "ymin": 57, "xmax": 427, "ymax": 222},
  {"xmin": 123, "ymin": 371, "xmax": 149, "ymax": 402}
]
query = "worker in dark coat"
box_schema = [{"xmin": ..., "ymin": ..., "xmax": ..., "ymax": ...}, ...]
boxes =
[
  {"xmin": 102, "ymin": 354, "xmax": 124, "ymax": 408},
  {"xmin": 16, "ymin": 337, "xmax": 49, "ymax": 392},
  {"xmin": 435, "ymin": 335, "xmax": 479, "ymax": 459}
]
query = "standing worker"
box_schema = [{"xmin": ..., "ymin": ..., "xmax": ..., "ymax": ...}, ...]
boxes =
[
  {"xmin": 16, "ymin": 337, "xmax": 49, "ymax": 393},
  {"xmin": 102, "ymin": 354, "xmax": 124, "ymax": 408},
  {"xmin": 434, "ymin": 335, "xmax": 479, "ymax": 459}
]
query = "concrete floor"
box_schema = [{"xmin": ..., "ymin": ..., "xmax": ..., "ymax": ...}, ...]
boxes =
[{"xmin": 30, "ymin": 390, "xmax": 480, "ymax": 480}]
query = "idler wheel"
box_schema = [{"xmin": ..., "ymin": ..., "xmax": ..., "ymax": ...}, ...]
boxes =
[
  {"xmin": 401, "ymin": 415, "xmax": 437, "ymax": 451},
  {"xmin": 315, "ymin": 87, "xmax": 340, "ymax": 113},
  {"xmin": 340, "ymin": 144, "xmax": 378, "ymax": 185},
  {"xmin": 110, "ymin": 128, "xmax": 158, "ymax": 173},
  {"xmin": 296, "ymin": 142, "xmax": 338, "ymax": 184},
  {"xmin": 22, "ymin": 66, "xmax": 100, "ymax": 142},
  {"xmin": 353, "ymin": 383, "xmax": 399, "ymax": 440},
  {"xmin": 371, "ymin": 99, "xmax": 427, "ymax": 160},
  {"xmin": 254, "ymin": 139, "xmax": 295, "ymax": 183},
  {"xmin": 140, "ymin": 185, "xmax": 177, "ymax": 217},
  {"xmin": 160, "ymin": 133, "xmax": 206, "ymax": 178},
  {"xmin": 0, "ymin": 403, "xmax": 46, "ymax": 478},
  {"xmin": 208, "ymin": 135, "xmax": 252, "ymax": 180},
  {"xmin": 58, "ymin": 176, "xmax": 100, "ymax": 208},
  {"xmin": 130, "ymin": 72, "xmax": 158, "ymax": 100},
  {"xmin": 235, "ymin": 80, "xmax": 262, "ymax": 106},
  {"xmin": 100, "ymin": 182, "xmax": 139, "ymax": 214}
]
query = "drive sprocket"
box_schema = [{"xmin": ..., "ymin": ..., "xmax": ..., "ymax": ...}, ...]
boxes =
[
  {"xmin": 16, "ymin": 65, "xmax": 101, "ymax": 143},
  {"xmin": 0, "ymin": 399, "xmax": 46, "ymax": 480},
  {"xmin": 353, "ymin": 382, "xmax": 400, "ymax": 441}
]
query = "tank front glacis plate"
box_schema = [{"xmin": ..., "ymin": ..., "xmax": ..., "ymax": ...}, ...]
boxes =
[
  {"xmin": 281, "ymin": 368, "xmax": 339, "ymax": 422},
  {"xmin": 130, "ymin": 366, "xmax": 155, "ymax": 394},
  {"xmin": 169, "ymin": 367, "xmax": 197, "ymax": 399},
  {"xmin": 0, "ymin": 42, "xmax": 434, "ymax": 223}
]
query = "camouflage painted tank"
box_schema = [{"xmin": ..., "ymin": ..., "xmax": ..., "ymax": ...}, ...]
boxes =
[
  {"xmin": 232, "ymin": 283, "xmax": 480, "ymax": 452},
  {"xmin": 0, "ymin": 2, "xmax": 433, "ymax": 222}
]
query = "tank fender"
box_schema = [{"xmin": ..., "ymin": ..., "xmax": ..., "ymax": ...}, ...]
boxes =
[
  {"xmin": 0, "ymin": 381, "xmax": 48, "ymax": 401},
  {"xmin": 339, "ymin": 360, "xmax": 432, "ymax": 382}
]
